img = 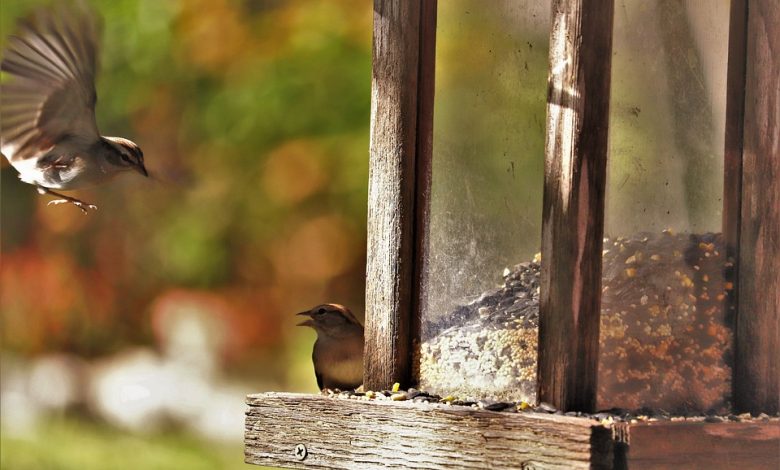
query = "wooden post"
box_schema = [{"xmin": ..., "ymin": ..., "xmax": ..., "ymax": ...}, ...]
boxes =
[
  {"xmin": 365, "ymin": 0, "xmax": 436, "ymax": 390},
  {"xmin": 723, "ymin": 0, "xmax": 747, "ymax": 265},
  {"xmin": 411, "ymin": 0, "xmax": 437, "ymax": 374},
  {"xmin": 538, "ymin": 0, "xmax": 614, "ymax": 412},
  {"xmin": 732, "ymin": 0, "xmax": 780, "ymax": 415}
]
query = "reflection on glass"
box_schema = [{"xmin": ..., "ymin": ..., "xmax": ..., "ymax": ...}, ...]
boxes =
[
  {"xmin": 416, "ymin": 0, "xmax": 550, "ymax": 401},
  {"xmin": 599, "ymin": 0, "xmax": 731, "ymax": 413}
]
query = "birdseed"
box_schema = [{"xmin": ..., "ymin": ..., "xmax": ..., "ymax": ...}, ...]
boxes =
[{"xmin": 416, "ymin": 232, "xmax": 734, "ymax": 414}]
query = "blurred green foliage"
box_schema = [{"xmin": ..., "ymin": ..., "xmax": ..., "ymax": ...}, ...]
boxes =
[
  {"xmin": 0, "ymin": 416, "xmax": 253, "ymax": 470},
  {"xmin": 0, "ymin": 0, "xmax": 372, "ymax": 376}
]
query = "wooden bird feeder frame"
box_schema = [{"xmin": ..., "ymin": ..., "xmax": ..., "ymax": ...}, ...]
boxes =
[{"xmin": 246, "ymin": 1, "xmax": 779, "ymax": 468}]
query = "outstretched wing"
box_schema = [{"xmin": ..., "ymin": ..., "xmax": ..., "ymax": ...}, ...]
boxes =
[{"xmin": 1, "ymin": 3, "xmax": 101, "ymax": 162}]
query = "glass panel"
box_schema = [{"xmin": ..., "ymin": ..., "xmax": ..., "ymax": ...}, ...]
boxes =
[
  {"xmin": 599, "ymin": 0, "xmax": 731, "ymax": 413},
  {"xmin": 416, "ymin": 0, "xmax": 550, "ymax": 402}
]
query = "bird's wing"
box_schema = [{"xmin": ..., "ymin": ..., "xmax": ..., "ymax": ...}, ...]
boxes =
[
  {"xmin": 315, "ymin": 371, "xmax": 324, "ymax": 391},
  {"xmin": 1, "ymin": 4, "xmax": 100, "ymax": 162}
]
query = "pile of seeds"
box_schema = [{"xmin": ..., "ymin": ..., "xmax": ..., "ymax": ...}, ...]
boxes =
[
  {"xmin": 416, "ymin": 260, "xmax": 541, "ymax": 402},
  {"xmin": 598, "ymin": 231, "xmax": 732, "ymax": 412},
  {"xmin": 416, "ymin": 231, "xmax": 734, "ymax": 413}
]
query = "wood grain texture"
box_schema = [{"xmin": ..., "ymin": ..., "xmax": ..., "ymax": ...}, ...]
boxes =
[
  {"xmin": 245, "ymin": 393, "xmax": 614, "ymax": 469},
  {"xmin": 616, "ymin": 420, "xmax": 780, "ymax": 470},
  {"xmin": 538, "ymin": 0, "xmax": 614, "ymax": 412},
  {"xmin": 365, "ymin": 0, "xmax": 423, "ymax": 390},
  {"xmin": 723, "ymin": 0, "xmax": 747, "ymax": 274},
  {"xmin": 735, "ymin": 0, "xmax": 780, "ymax": 415},
  {"xmin": 410, "ymin": 0, "xmax": 437, "ymax": 390}
]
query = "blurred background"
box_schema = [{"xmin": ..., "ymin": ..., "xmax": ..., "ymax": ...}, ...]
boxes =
[
  {"xmin": 1, "ymin": 0, "xmax": 371, "ymax": 468},
  {"xmin": 1, "ymin": 0, "xmax": 730, "ymax": 468}
]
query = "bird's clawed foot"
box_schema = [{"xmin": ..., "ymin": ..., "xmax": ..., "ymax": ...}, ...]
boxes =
[
  {"xmin": 38, "ymin": 187, "xmax": 98, "ymax": 214},
  {"xmin": 47, "ymin": 198, "xmax": 98, "ymax": 214}
]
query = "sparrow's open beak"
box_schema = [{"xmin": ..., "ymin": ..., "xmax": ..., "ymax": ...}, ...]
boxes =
[{"xmin": 296, "ymin": 311, "xmax": 314, "ymax": 327}]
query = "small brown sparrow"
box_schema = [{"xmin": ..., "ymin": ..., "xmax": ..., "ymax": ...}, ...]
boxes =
[
  {"xmin": 1, "ymin": 4, "xmax": 147, "ymax": 213},
  {"xmin": 297, "ymin": 304, "xmax": 364, "ymax": 391}
]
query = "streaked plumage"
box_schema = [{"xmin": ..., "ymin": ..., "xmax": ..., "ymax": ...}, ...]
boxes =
[{"xmin": 1, "ymin": 3, "xmax": 146, "ymax": 213}]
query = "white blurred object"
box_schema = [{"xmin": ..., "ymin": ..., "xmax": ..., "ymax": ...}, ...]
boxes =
[
  {"xmin": 28, "ymin": 354, "xmax": 87, "ymax": 411},
  {"xmin": 1, "ymin": 390, "xmax": 40, "ymax": 438},
  {"xmin": 89, "ymin": 349, "xmax": 168, "ymax": 431},
  {"xmin": 189, "ymin": 385, "xmax": 247, "ymax": 442},
  {"xmin": 153, "ymin": 294, "xmax": 228, "ymax": 377},
  {"xmin": 87, "ymin": 347, "xmax": 246, "ymax": 442},
  {"xmin": 5, "ymin": 293, "xmax": 252, "ymax": 442},
  {"xmin": 0, "ymin": 357, "xmax": 41, "ymax": 438},
  {"xmin": 159, "ymin": 361, "xmax": 212, "ymax": 422}
]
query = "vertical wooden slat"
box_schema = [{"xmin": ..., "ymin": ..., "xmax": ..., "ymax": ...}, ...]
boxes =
[
  {"xmin": 410, "ymin": 0, "xmax": 437, "ymax": 385},
  {"xmin": 723, "ymin": 0, "xmax": 747, "ymax": 265},
  {"xmin": 723, "ymin": 0, "xmax": 748, "ymax": 410},
  {"xmin": 734, "ymin": 0, "xmax": 780, "ymax": 415},
  {"xmin": 723, "ymin": 0, "xmax": 747, "ymax": 398},
  {"xmin": 365, "ymin": 0, "xmax": 436, "ymax": 390},
  {"xmin": 538, "ymin": 0, "xmax": 614, "ymax": 412}
]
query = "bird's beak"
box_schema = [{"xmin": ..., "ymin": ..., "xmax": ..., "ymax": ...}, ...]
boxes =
[
  {"xmin": 136, "ymin": 163, "xmax": 149, "ymax": 177},
  {"xmin": 296, "ymin": 311, "xmax": 314, "ymax": 327}
]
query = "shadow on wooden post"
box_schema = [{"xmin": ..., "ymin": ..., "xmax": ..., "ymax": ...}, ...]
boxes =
[{"xmin": 538, "ymin": 0, "xmax": 614, "ymax": 413}]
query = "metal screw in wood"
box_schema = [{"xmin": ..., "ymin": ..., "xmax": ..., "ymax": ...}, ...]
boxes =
[{"xmin": 294, "ymin": 444, "xmax": 308, "ymax": 461}]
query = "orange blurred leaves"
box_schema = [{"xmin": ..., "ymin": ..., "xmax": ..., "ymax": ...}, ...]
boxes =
[
  {"xmin": 262, "ymin": 139, "xmax": 327, "ymax": 205},
  {"xmin": 0, "ymin": 247, "xmax": 114, "ymax": 353},
  {"xmin": 176, "ymin": 0, "xmax": 251, "ymax": 73},
  {"xmin": 270, "ymin": 214, "xmax": 359, "ymax": 283}
]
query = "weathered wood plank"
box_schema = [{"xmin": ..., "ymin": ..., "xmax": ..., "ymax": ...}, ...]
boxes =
[
  {"xmin": 244, "ymin": 393, "xmax": 614, "ymax": 469},
  {"xmin": 617, "ymin": 420, "xmax": 780, "ymax": 470},
  {"xmin": 410, "ymin": 0, "xmax": 437, "ymax": 389},
  {"xmin": 365, "ymin": 0, "xmax": 425, "ymax": 390},
  {"xmin": 734, "ymin": 0, "xmax": 780, "ymax": 415},
  {"xmin": 538, "ymin": 0, "xmax": 614, "ymax": 412}
]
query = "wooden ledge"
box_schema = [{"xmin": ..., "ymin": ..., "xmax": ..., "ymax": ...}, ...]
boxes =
[
  {"xmin": 615, "ymin": 419, "xmax": 780, "ymax": 469},
  {"xmin": 244, "ymin": 392, "xmax": 613, "ymax": 469},
  {"xmin": 245, "ymin": 393, "xmax": 780, "ymax": 469}
]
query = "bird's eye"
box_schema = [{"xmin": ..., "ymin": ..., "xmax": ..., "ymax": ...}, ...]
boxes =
[{"xmin": 316, "ymin": 308, "xmax": 326, "ymax": 315}]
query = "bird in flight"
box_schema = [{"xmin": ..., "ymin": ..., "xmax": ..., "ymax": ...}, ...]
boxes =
[{"xmin": 1, "ymin": 3, "xmax": 147, "ymax": 213}]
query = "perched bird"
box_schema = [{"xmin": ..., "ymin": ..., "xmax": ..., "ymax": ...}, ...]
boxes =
[
  {"xmin": 297, "ymin": 304, "xmax": 364, "ymax": 391},
  {"xmin": 1, "ymin": 4, "xmax": 147, "ymax": 213}
]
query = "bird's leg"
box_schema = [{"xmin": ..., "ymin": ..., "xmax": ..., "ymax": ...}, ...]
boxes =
[{"xmin": 37, "ymin": 186, "xmax": 98, "ymax": 214}]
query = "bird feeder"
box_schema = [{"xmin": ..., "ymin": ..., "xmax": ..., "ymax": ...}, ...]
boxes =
[{"xmin": 246, "ymin": 1, "xmax": 779, "ymax": 468}]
